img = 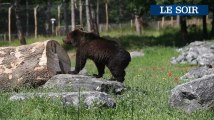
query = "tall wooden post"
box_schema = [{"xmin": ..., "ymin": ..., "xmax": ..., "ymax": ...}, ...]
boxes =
[
  {"xmin": 96, "ymin": 0, "xmax": 99, "ymax": 30},
  {"xmin": 161, "ymin": 17, "xmax": 165, "ymax": 28},
  {"xmin": 79, "ymin": 0, "xmax": 83, "ymax": 27},
  {"xmin": 135, "ymin": 15, "xmax": 141, "ymax": 35},
  {"xmin": 171, "ymin": 16, "xmax": 173, "ymax": 26},
  {"xmin": 8, "ymin": 6, "xmax": 13, "ymax": 41},
  {"xmin": 57, "ymin": 4, "xmax": 62, "ymax": 35},
  {"xmin": 71, "ymin": 0, "xmax": 75, "ymax": 30},
  {"xmin": 14, "ymin": 0, "xmax": 26, "ymax": 45},
  {"xmin": 105, "ymin": 1, "xmax": 109, "ymax": 31},
  {"xmin": 34, "ymin": 5, "xmax": 39, "ymax": 38},
  {"xmin": 63, "ymin": 0, "xmax": 69, "ymax": 34},
  {"xmin": 26, "ymin": 0, "xmax": 29, "ymax": 36},
  {"xmin": 86, "ymin": 0, "xmax": 91, "ymax": 32},
  {"xmin": 176, "ymin": 16, "xmax": 179, "ymax": 26}
]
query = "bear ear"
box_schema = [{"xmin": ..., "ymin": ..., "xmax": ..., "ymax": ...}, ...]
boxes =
[{"xmin": 79, "ymin": 27, "xmax": 84, "ymax": 31}]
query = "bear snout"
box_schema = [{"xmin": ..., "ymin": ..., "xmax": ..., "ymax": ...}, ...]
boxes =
[{"xmin": 63, "ymin": 39, "xmax": 70, "ymax": 44}]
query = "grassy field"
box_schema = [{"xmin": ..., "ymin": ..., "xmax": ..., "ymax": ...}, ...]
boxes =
[{"xmin": 0, "ymin": 28, "xmax": 214, "ymax": 120}]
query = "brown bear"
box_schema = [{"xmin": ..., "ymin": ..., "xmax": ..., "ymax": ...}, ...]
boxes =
[{"xmin": 63, "ymin": 29, "xmax": 131, "ymax": 82}]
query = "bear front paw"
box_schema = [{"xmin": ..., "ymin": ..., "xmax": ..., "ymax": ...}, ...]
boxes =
[
  {"xmin": 68, "ymin": 71, "xmax": 79, "ymax": 74},
  {"xmin": 93, "ymin": 74, "xmax": 102, "ymax": 78}
]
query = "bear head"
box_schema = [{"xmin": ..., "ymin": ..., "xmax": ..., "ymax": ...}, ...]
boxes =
[{"xmin": 63, "ymin": 29, "xmax": 83, "ymax": 47}]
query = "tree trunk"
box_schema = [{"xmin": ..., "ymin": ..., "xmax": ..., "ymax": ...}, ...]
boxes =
[
  {"xmin": 118, "ymin": 0, "xmax": 122, "ymax": 30},
  {"xmin": 26, "ymin": 0, "xmax": 29, "ymax": 36},
  {"xmin": 34, "ymin": 5, "xmax": 39, "ymax": 38},
  {"xmin": 171, "ymin": 16, "xmax": 173, "ymax": 26},
  {"xmin": 176, "ymin": 16, "xmax": 179, "ymax": 26},
  {"xmin": 105, "ymin": 1, "xmax": 109, "ymax": 31},
  {"xmin": 14, "ymin": 0, "xmax": 26, "ymax": 45},
  {"xmin": 45, "ymin": 0, "xmax": 51, "ymax": 36},
  {"xmin": 211, "ymin": 9, "xmax": 214, "ymax": 36},
  {"xmin": 202, "ymin": 15, "xmax": 208, "ymax": 39},
  {"xmin": 86, "ymin": 0, "xmax": 91, "ymax": 32},
  {"xmin": 131, "ymin": 19, "xmax": 133, "ymax": 28},
  {"xmin": 179, "ymin": 16, "xmax": 188, "ymax": 43},
  {"xmin": 96, "ymin": 0, "xmax": 99, "ymax": 30},
  {"xmin": 8, "ymin": 6, "xmax": 13, "ymax": 41},
  {"xmin": 57, "ymin": 4, "xmax": 62, "ymax": 36},
  {"xmin": 135, "ymin": 15, "xmax": 141, "ymax": 35},
  {"xmin": 63, "ymin": 0, "xmax": 69, "ymax": 34},
  {"xmin": 71, "ymin": 0, "xmax": 75, "ymax": 30},
  {"xmin": 0, "ymin": 40, "xmax": 71, "ymax": 90},
  {"xmin": 79, "ymin": 0, "xmax": 83, "ymax": 27},
  {"xmin": 89, "ymin": 0, "xmax": 99, "ymax": 34},
  {"xmin": 161, "ymin": 17, "xmax": 165, "ymax": 28}
]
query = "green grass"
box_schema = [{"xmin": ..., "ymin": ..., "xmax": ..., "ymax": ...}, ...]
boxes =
[{"xmin": 1, "ymin": 28, "xmax": 214, "ymax": 119}]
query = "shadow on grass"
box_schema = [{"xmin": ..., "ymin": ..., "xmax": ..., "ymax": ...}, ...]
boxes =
[{"xmin": 117, "ymin": 30, "xmax": 206, "ymax": 50}]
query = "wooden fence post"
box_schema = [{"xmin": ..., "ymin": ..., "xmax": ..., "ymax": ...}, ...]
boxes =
[
  {"xmin": 8, "ymin": 6, "xmax": 13, "ymax": 41},
  {"xmin": 57, "ymin": 4, "xmax": 62, "ymax": 36},
  {"xmin": 161, "ymin": 17, "xmax": 165, "ymax": 28},
  {"xmin": 79, "ymin": 0, "xmax": 83, "ymax": 27},
  {"xmin": 171, "ymin": 16, "xmax": 173, "ymax": 26},
  {"xmin": 34, "ymin": 5, "xmax": 39, "ymax": 38}
]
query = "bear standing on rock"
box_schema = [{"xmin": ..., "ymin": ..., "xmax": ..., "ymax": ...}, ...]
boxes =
[{"xmin": 63, "ymin": 29, "xmax": 131, "ymax": 82}]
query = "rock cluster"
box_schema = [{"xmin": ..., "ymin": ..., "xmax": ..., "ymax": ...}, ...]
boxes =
[
  {"xmin": 171, "ymin": 41, "xmax": 214, "ymax": 65},
  {"xmin": 170, "ymin": 41, "xmax": 214, "ymax": 112},
  {"xmin": 10, "ymin": 74, "xmax": 124, "ymax": 108}
]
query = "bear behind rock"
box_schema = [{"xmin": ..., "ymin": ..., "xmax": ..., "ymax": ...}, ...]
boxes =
[{"xmin": 63, "ymin": 29, "xmax": 131, "ymax": 82}]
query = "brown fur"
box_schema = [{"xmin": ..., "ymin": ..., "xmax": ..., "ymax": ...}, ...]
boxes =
[{"xmin": 63, "ymin": 29, "xmax": 131, "ymax": 82}]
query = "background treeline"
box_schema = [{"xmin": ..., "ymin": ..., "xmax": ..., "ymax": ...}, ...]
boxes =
[{"xmin": 0, "ymin": 0, "xmax": 214, "ymax": 44}]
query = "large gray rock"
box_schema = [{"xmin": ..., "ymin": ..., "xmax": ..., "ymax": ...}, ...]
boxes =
[
  {"xmin": 9, "ymin": 91, "xmax": 115, "ymax": 108},
  {"xmin": 180, "ymin": 65, "xmax": 214, "ymax": 80},
  {"xmin": 42, "ymin": 74, "xmax": 124, "ymax": 94},
  {"xmin": 171, "ymin": 41, "xmax": 214, "ymax": 65},
  {"xmin": 169, "ymin": 74, "xmax": 214, "ymax": 112}
]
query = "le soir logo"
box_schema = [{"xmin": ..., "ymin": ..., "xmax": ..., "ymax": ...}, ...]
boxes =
[{"xmin": 150, "ymin": 5, "xmax": 208, "ymax": 16}]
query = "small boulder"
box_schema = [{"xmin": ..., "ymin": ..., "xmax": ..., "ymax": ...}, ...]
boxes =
[
  {"xmin": 169, "ymin": 74, "xmax": 214, "ymax": 112},
  {"xmin": 42, "ymin": 74, "xmax": 124, "ymax": 94},
  {"xmin": 130, "ymin": 51, "xmax": 144, "ymax": 58}
]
